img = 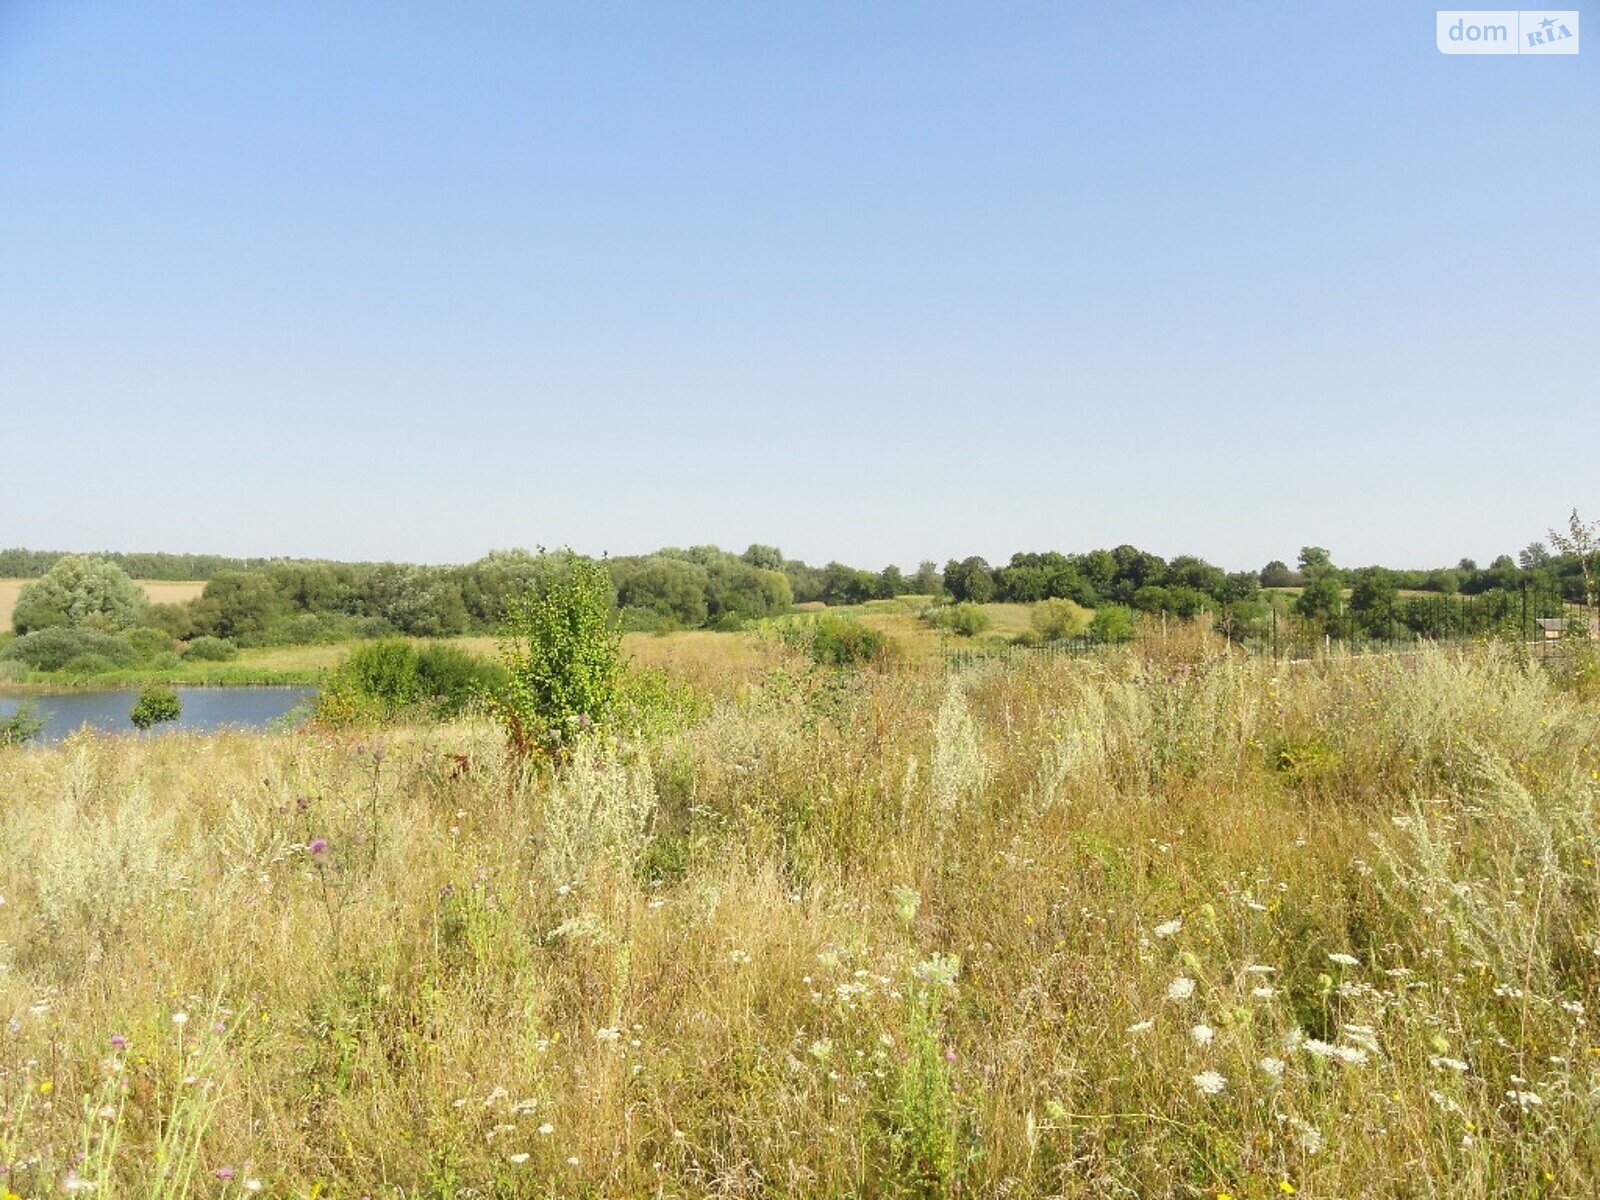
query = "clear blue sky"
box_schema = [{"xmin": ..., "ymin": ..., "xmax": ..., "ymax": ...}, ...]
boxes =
[{"xmin": 2, "ymin": 2, "xmax": 1594, "ymax": 570}]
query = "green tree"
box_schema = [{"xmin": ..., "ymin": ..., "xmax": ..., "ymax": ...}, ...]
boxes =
[
  {"xmin": 11, "ymin": 555, "xmax": 148, "ymax": 634},
  {"xmin": 129, "ymin": 685, "xmax": 182, "ymax": 731},
  {"xmin": 1259, "ymin": 560, "xmax": 1299, "ymax": 588},
  {"xmin": 489, "ymin": 556, "xmax": 623, "ymax": 758},
  {"xmin": 614, "ymin": 557, "xmax": 710, "ymax": 628},
  {"xmin": 740, "ymin": 543, "xmax": 785, "ymax": 571},
  {"xmin": 943, "ymin": 557, "xmax": 995, "ymax": 604},
  {"xmin": 191, "ymin": 571, "xmax": 283, "ymax": 639},
  {"xmin": 1298, "ymin": 547, "xmax": 1333, "ymax": 575},
  {"xmin": 1549, "ymin": 509, "xmax": 1600, "ymax": 611}
]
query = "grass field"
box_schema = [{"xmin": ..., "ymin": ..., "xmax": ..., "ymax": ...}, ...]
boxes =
[
  {"xmin": 3, "ymin": 641, "xmax": 1599, "ymax": 1197},
  {"xmin": 0, "ymin": 578, "xmax": 205, "ymax": 629}
]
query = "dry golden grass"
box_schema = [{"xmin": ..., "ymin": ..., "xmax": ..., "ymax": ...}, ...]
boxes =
[
  {"xmin": 3, "ymin": 644, "xmax": 1600, "ymax": 1197},
  {"xmin": 0, "ymin": 578, "xmax": 204, "ymax": 628}
]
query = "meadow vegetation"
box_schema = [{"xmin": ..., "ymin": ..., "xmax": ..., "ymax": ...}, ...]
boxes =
[{"xmin": 4, "ymin": 633, "xmax": 1600, "ymax": 1197}]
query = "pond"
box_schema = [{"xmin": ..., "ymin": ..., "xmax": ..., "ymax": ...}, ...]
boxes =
[{"xmin": 0, "ymin": 686, "xmax": 316, "ymax": 744}]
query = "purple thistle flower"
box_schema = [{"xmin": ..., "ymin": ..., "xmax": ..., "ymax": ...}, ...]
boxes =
[
  {"xmin": 216, "ymin": 1166, "xmax": 236, "ymax": 1181},
  {"xmin": 308, "ymin": 838, "xmax": 329, "ymax": 857},
  {"xmin": 109, "ymin": 1034, "xmax": 128, "ymax": 1049}
]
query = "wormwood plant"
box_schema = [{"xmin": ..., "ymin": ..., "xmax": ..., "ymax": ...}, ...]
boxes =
[{"xmin": 488, "ymin": 556, "xmax": 623, "ymax": 758}]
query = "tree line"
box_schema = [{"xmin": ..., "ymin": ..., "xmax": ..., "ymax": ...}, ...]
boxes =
[{"xmin": 4, "ymin": 529, "xmax": 1596, "ymax": 655}]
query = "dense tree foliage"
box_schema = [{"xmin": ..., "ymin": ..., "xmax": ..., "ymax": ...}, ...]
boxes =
[
  {"xmin": 7, "ymin": 526, "xmax": 1595, "ymax": 657},
  {"xmin": 11, "ymin": 556, "xmax": 148, "ymax": 633}
]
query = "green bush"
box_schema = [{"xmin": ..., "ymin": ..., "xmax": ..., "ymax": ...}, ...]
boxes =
[
  {"xmin": 415, "ymin": 643, "xmax": 507, "ymax": 716},
  {"xmin": 130, "ymin": 685, "xmax": 182, "ymax": 731},
  {"xmin": 807, "ymin": 615, "xmax": 890, "ymax": 666},
  {"xmin": 489, "ymin": 557, "xmax": 623, "ymax": 757},
  {"xmin": 340, "ymin": 640, "xmax": 421, "ymax": 713},
  {"xmin": 1090, "ymin": 604, "xmax": 1136, "ymax": 643},
  {"xmin": 1, "ymin": 703, "xmax": 45, "ymax": 745},
  {"xmin": 182, "ymin": 636, "xmax": 238, "ymax": 662},
  {"xmin": 923, "ymin": 603, "xmax": 990, "ymax": 638},
  {"xmin": 124, "ymin": 626, "xmax": 175, "ymax": 659},
  {"xmin": 3, "ymin": 627, "xmax": 140, "ymax": 672},
  {"xmin": 316, "ymin": 639, "xmax": 506, "ymax": 725},
  {"xmin": 1031, "ymin": 598, "xmax": 1091, "ymax": 641}
]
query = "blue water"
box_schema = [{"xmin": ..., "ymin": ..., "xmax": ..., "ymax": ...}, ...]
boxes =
[{"xmin": 0, "ymin": 687, "xmax": 316, "ymax": 744}]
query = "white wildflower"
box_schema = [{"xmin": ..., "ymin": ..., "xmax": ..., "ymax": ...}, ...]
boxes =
[
  {"xmin": 1259, "ymin": 1056, "xmax": 1285, "ymax": 1077},
  {"xmin": 1290, "ymin": 1117, "xmax": 1323, "ymax": 1154},
  {"xmin": 1328, "ymin": 953, "xmax": 1360, "ymax": 967},
  {"xmin": 1126, "ymin": 1019, "xmax": 1154, "ymax": 1034},
  {"xmin": 1190, "ymin": 1023, "xmax": 1215, "ymax": 1046},
  {"xmin": 1192, "ymin": 1070, "xmax": 1226, "ymax": 1096},
  {"xmin": 1166, "ymin": 977, "xmax": 1196, "ymax": 1002},
  {"xmin": 912, "ymin": 954, "xmax": 961, "ymax": 990},
  {"xmin": 1153, "ymin": 919, "xmax": 1182, "ymax": 939}
]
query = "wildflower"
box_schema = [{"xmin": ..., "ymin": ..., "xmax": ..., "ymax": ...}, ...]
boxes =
[
  {"xmin": 109, "ymin": 1035, "xmax": 127, "ymax": 1050},
  {"xmin": 507, "ymin": 1153, "xmax": 530, "ymax": 1164},
  {"xmin": 1190, "ymin": 1024, "xmax": 1215, "ymax": 1046},
  {"xmin": 1287, "ymin": 1117, "xmax": 1323, "ymax": 1154},
  {"xmin": 728, "ymin": 949, "xmax": 750, "ymax": 965},
  {"xmin": 1333, "ymin": 1045, "xmax": 1369, "ymax": 1066},
  {"xmin": 1278, "ymin": 1182, "xmax": 1297, "ymax": 1195},
  {"xmin": 1259, "ymin": 1057, "xmax": 1285, "ymax": 1077},
  {"xmin": 1303, "ymin": 1039, "xmax": 1336, "ymax": 1059},
  {"xmin": 216, "ymin": 1168, "xmax": 236, "ymax": 1181},
  {"xmin": 537, "ymin": 1123, "xmax": 555, "ymax": 1135},
  {"xmin": 308, "ymin": 838, "xmax": 329, "ymax": 857},
  {"xmin": 1429, "ymin": 1056, "xmax": 1469, "ymax": 1073},
  {"xmin": 1506, "ymin": 1090, "xmax": 1543, "ymax": 1108},
  {"xmin": 1126, "ymin": 1019, "xmax": 1154, "ymax": 1034},
  {"xmin": 912, "ymin": 954, "xmax": 961, "ymax": 990},
  {"xmin": 171, "ymin": 1011, "xmax": 189, "ymax": 1027},
  {"xmin": 1192, "ymin": 1070, "xmax": 1226, "ymax": 1096},
  {"xmin": 1166, "ymin": 977, "xmax": 1196, "ymax": 1002},
  {"xmin": 244, "ymin": 1181, "xmax": 262, "ymax": 1193},
  {"xmin": 596, "ymin": 1027, "xmax": 621, "ymax": 1042},
  {"xmin": 1251, "ymin": 986, "xmax": 1275, "ymax": 999},
  {"xmin": 1154, "ymin": 919, "xmax": 1182, "ymax": 938},
  {"xmin": 1328, "ymin": 953, "xmax": 1360, "ymax": 967}
]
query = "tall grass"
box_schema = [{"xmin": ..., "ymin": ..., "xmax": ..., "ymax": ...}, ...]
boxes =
[{"xmin": 2, "ymin": 644, "xmax": 1598, "ymax": 1196}]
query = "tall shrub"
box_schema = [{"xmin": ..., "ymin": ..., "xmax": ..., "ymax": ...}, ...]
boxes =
[{"xmin": 489, "ymin": 557, "xmax": 623, "ymax": 757}]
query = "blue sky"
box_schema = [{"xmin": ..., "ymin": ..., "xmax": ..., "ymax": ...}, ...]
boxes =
[{"xmin": 1, "ymin": 2, "xmax": 1594, "ymax": 570}]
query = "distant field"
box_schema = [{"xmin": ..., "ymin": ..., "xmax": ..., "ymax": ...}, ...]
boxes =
[{"xmin": 0, "ymin": 578, "xmax": 205, "ymax": 629}]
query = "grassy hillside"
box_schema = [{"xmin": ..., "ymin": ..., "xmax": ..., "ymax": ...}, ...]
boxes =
[{"xmin": 3, "ymin": 643, "xmax": 1598, "ymax": 1196}]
